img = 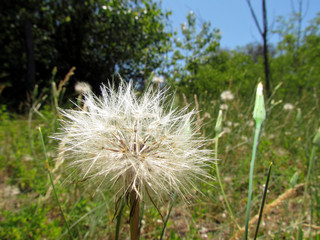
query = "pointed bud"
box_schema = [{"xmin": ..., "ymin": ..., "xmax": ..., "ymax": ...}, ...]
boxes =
[
  {"xmin": 312, "ymin": 127, "xmax": 320, "ymax": 147},
  {"xmin": 296, "ymin": 108, "xmax": 301, "ymax": 123},
  {"xmin": 215, "ymin": 110, "xmax": 223, "ymax": 134},
  {"xmin": 253, "ymin": 82, "xmax": 266, "ymax": 124}
]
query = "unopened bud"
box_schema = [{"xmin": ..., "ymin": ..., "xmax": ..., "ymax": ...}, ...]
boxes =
[
  {"xmin": 312, "ymin": 127, "xmax": 320, "ymax": 147},
  {"xmin": 215, "ymin": 110, "xmax": 223, "ymax": 134},
  {"xmin": 253, "ymin": 82, "xmax": 266, "ymax": 124},
  {"xmin": 296, "ymin": 108, "xmax": 301, "ymax": 123}
]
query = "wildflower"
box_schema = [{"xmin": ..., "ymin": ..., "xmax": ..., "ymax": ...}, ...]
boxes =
[
  {"xmin": 220, "ymin": 104, "xmax": 229, "ymax": 111},
  {"xmin": 203, "ymin": 112, "xmax": 211, "ymax": 119},
  {"xmin": 313, "ymin": 127, "xmax": 320, "ymax": 147},
  {"xmin": 253, "ymin": 82, "xmax": 266, "ymax": 123},
  {"xmin": 233, "ymin": 122, "xmax": 240, "ymax": 127},
  {"xmin": 226, "ymin": 121, "xmax": 232, "ymax": 127},
  {"xmin": 296, "ymin": 108, "xmax": 301, "ymax": 123},
  {"xmin": 152, "ymin": 75, "xmax": 164, "ymax": 85},
  {"xmin": 214, "ymin": 110, "xmax": 223, "ymax": 134},
  {"xmin": 220, "ymin": 90, "xmax": 234, "ymax": 101},
  {"xmin": 247, "ymin": 120, "xmax": 255, "ymax": 127},
  {"xmin": 283, "ymin": 103, "xmax": 294, "ymax": 111},
  {"xmin": 55, "ymin": 81, "xmax": 213, "ymax": 203},
  {"xmin": 75, "ymin": 81, "xmax": 92, "ymax": 94},
  {"xmin": 223, "ymin": 127, "xmax": 231, "ymax": 134}
]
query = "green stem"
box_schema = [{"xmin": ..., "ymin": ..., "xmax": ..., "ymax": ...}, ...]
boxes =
[
  {"xmin": 215, "ymin": 134, "xmax": 240, "ymax": 230},
  {"xmin": 115, "ymin": 198, "xmax": 125, "ymax": 240},
  {"xmin": 245, "ymin": 122, "xmax": 262, "ymax": 239},
  {"xmin": 39, "ymin": 128, "xmax": 73, "ymax": 239},
  {"xmin": 160, "ymin": 192, "xmax": 176, "ymax": 240},
  {"xmin": 299, "ymin": 145, "xmax": 317, "ymax": 236}
]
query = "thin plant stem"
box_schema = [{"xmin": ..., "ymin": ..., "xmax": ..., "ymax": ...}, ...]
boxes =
[
  {"xmin": 115, "ymin": 198, "xmax": 125, "ymax": 240},
  {"xmin": 299, "ymin": 145, "xmax": 317, "ymax": 237},
  {"xmin": 129, "ymin": 190, "xmax": 140, "ymax": 240},
  {"xmin": 254, "ymin": 162, "xmax": 272, "ymax": 239},
  {"xmin": 139, "ymin": 201, "xmax": 145, "ymax": 236},
  {"xmin": 160, "ymin": 192, "xmax": 177, "ymax": 240},
  {"xmin": 39, "ymin": 128, "xmax": 73, "ymax": 239},
  {"xmin": 245, "ymin": 122, "xmax": 262, "ymax": 239},
  {"xmin": 215, "ymin": 133, "xmax": 240, "ymax": 230}
]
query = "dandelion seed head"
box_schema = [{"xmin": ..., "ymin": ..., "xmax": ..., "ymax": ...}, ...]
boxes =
[
  {"xmin": 223, "ymin": 127, "xmax": 231, "ymax": 134},
  {"xmin": 220, "ymin": 90, "xmax": 234, "ymax": 101},
  {"xmin": 55, "ymin": 81, "xmax": 213, "ymax": 202},
  {"xmin": 220, "ymin": 104, "xmax": 229, "ymax": 111},
  {"xmin": 75, "ymin": 81, "xmax": 92, "ymax": 94},
  {"xmin": 283, "ymin": 103, "xmax": 294, "ymax": 110},
  {"xmin": 152, "ymin": 75, "xmax": 164, "ymax": 84}
]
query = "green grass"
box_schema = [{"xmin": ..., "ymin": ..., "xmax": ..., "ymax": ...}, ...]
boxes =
[{"xmin": 0, "ymin": 87, "xmax": 319, "ymax": 239}]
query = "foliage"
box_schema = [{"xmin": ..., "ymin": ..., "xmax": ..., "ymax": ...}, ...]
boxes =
[
  {"xmin": 272, "ymin": 12, "xmax": 320, "ymax": 99},
  {"xmin": 0, "ymin": 0, "xmax": 171, "ymax": 107},
  {"xmin": 1, "ymin": 4, "xmax": 320, "ymax": 239},
  {"xmin": 166, "ymin": 11, "xmax": 320, "ymax": 104}
]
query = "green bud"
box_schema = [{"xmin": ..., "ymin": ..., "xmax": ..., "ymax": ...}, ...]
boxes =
[
  {"xmin": 296, "ymin": 108, "xmax": 301, "ymax": 123},
  {"xmin": 52, "ymin": 66, "xmax": 57, "ymax": 76},
  {"xmin": 215, "ymin": 110, "xmax": 223, "ymax": 134},
  {"xmin": 253, "ymin": 82, "xmax": 266, "ymax": 124},
  {"xmin": 312, "ymin": 127, "xmax": 320, "ymax": 147},
  {"xmin": 51, "ymin": 81, "xmax": 58, "ymax": 98}
]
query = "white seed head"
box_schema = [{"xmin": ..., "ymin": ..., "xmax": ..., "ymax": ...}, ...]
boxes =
[
  {"xmin": 283, "ymin": 103, "xmax": 294, "ymax": 111},
  {"xmin": 152, "ymin": 75, "xmax": 164, "ymax": 84},
  {"xmin": 220, "ymin": 104, "xmax": 229, "ymax": 111},
  {"xmin": 220, "ymin": 90, "xmax": 234, "ymax": 101},
  {"xmin": 75, "ymin": 81, "xmax": 92, "ymax": 94},
  {"xmin": 55, "ymin": 81, "xmax": 213, "ymax": 202}
]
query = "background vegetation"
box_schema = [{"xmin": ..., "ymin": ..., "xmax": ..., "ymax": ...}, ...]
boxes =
[{"xmin": 0, "ymin": 0, "xmax": 319, "ymax": 239}]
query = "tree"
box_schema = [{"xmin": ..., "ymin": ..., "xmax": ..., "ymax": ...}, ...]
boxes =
[
  {"xmin": 165, "ymin": 11, "xmax": 221, "ymax": 98},
  {"xmin": 0, "ymin": 0, "xmax": 171, "ymax": 108},
  {"xmin": 246, "ymin": 0, "xmax": 271, "ymax": 97},
  {"xmin": 272, "ymin": 12, "xmax": 320, "ymax": 98}
]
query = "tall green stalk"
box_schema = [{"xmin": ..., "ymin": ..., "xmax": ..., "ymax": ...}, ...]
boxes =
[
  {"xmin": 244, "ymin": 123, "xmax": 262, "ymax": 239},
  {"xmin": 160, "ymin": 192, "xmax": 176, "ymax": 240},
  {"xmin": 244, "ymin": 82, "xmax": 266, "ymax": 239},
  {"xmin": 298, "ymin": 127, "xmax": 320, "ymax": 237},
  {"xmin": 214, "ymin": 110, "xmax": 240, "ymax": 230},
  {"xmin": 39, "ymin": 128, "xmax": 73, "ymax": 239}
]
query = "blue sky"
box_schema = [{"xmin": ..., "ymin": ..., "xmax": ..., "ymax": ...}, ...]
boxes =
[{"xmin": 161, "ymin": 0, "xmax": 320, "ymax": 49}]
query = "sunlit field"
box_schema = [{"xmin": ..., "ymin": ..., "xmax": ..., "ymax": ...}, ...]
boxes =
[
  {"xmin": 1, "ymin": 1, "xmax": 320, "ymax": 239},
  {"xmin": 1, "ymin": 75, "xmax": 319, "ymax": 239}
]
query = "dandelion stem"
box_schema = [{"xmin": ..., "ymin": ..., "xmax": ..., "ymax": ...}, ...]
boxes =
[
  {"xmin": 245, "ymin": 122, "xmax": 262, "ymax": 239},
  {"xmin": 215, "ymin": 133, "xmax": 240, "ymax": 230},
  {"xmin": 39, "ymin": 128, "xmax": 73, "ymax": 239},
  {"xmin": 130, "ymin": 190, "xmax": 140, "ymax": 240},
  {"xmin": 299, "ymin": 144, "xmax": 317, "ymax": 236}
]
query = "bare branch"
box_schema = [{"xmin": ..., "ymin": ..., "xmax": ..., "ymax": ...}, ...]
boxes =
[{"xmin": 246, "ymin": 0, "xmax": 263, "ymax": 35}]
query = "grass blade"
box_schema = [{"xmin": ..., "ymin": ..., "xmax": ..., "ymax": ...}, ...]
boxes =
[
  {"xmin": 254, "ymin": 162, "xmax": 273, "ymax": 239},
  {"xmin": 115, "ymin": 197, "xmax": 125, "ymax": 240},
  {"xmin": 160, "ymin": 192, "xmax": 177, "ymax": 240},
  {"xmin": 39, "ymin": 127, "xmax": 73, "ymax": 239}
]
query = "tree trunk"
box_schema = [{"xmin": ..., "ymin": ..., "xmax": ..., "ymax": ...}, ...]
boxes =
[
  {"xmin": 262, "ymin": 0, "xmax": 271, "ymax": 97},
  {"xmin": 24, "ymin": 19, "xmax": 36, "ymax": 93}
]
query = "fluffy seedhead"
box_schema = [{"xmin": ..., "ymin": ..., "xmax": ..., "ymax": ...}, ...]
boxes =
[{"xmin": 55, "ymin": 81, "xmax": 214, "ymax": 203}]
